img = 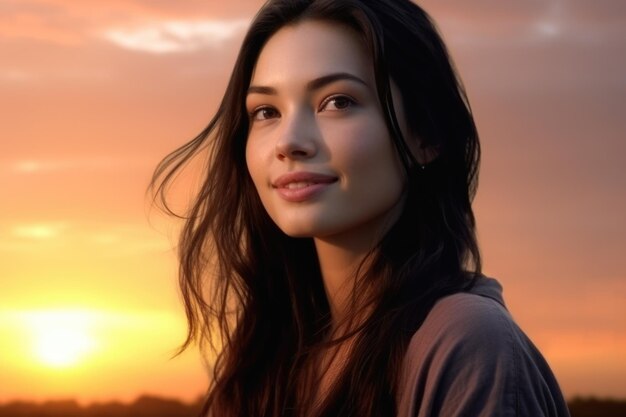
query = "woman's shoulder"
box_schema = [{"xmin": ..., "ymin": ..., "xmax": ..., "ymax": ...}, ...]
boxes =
[
  {"xmin": 397, "ymin": 276, "xmax": 571, "ymax": 417},
  {"xmin": 401, "ymin": 276, "xmax": 520, "ymax": 381},
  {"xmin": 418, "ymin": 276, "xmax": 513, "ymax": 344}
]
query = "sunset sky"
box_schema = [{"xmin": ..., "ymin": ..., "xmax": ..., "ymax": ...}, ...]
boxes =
[{"xmin": 1, "ymin": 0, "xmax": 625, "ymax": 405}]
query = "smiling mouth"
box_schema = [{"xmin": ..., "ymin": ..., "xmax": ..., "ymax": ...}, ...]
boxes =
[
  {"xmin": 272, "ymin": 173, "xmax": 338, "ymax": 202},
  {"xmin": 272, "ymin": 172, "xmax": 338, "ymax": 189},
  {"xmin": 283, "ymin": 181, "xmax": 320, "ymax": 190}
]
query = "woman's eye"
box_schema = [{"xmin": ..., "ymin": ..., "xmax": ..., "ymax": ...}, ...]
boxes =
[
  {"xmin": 320, "ymin": 95, "xmax": 356, "ymax": 112},
  {"xmin": 250, "ymin": 106, "xmax": 280, "ymax": 121}
]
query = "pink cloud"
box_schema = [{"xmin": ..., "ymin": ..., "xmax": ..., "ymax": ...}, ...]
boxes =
[
  {"xmin": 101, "ymin": 19, "xmax": 250, "ymax": 54},
  {"xmin": 0, "ymin": 0, "xmax": 261, "ymax": 46}
]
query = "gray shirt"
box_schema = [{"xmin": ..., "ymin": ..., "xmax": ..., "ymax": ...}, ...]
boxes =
[{"xmin": 397, "ymin": 277, "xmax": 571, "ymax": 417}]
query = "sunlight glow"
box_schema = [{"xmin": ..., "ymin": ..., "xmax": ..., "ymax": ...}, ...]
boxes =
[{"xmin": 24, "ymin": 310, "xmax": 98, "ymax": 368}]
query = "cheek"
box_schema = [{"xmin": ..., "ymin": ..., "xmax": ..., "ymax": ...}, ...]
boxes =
[
  {"xmin": 244, "ymin": 146, "xmax": 255, "ymax": 185},
  {"xmin": 245, "ymin": 139, "xmax": 266, "ymax": 188},
  {"xmin": 245, "ymin": 139, "xmax": 278, "ymax": 219},
  {"xmin": 329, "ymin": 118, "xmax": 400, "ymax": 176}
]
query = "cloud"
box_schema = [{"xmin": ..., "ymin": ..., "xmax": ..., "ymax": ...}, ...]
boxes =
[
  {"xmin": 0, "ymin": 0, "xmax": 256, "ymax": 49},
  {"xmin": 3, "ymin": 157, "xmax": 154, "ymax": 174},
  {"xmin": 101, "ymin": 19, "xmax": 250, "ymax": 54},
  {"xmin": 427, "ymin": 1, "xmax": 626, "ymax": 95},
  {"xmin": 0, "ymin": 221, "xmax": 171, "ymax": 256},
  {"xmin": 11, "ymin": 222, "xmax": 68, "ymax": 240},
  {"xmin": 424, "ymin": 0, "xmax": 626, "ymax": 48}
]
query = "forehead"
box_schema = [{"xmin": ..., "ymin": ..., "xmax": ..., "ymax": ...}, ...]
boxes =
[{"xmin": 250, "ymin": 20, "xmax": 373, "ymax": 86}]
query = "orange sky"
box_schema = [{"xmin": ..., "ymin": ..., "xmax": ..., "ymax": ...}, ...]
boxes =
[{"xmin": 1, "ymin": 0, "xmax": 625, "ymax": 404}]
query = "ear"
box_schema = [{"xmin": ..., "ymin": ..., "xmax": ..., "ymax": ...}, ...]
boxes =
[
  {"xmin": 402, "ymin": 132, "xmax": 438, "ymax": 167},
  {"xmin": 414, "ymin": 142, "xmax": 438, "ymax": 166}
]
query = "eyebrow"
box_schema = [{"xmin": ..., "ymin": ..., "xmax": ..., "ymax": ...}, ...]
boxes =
[{"xmin": 247, "ymin": 72, "xmax": 368, "ymax": 96}]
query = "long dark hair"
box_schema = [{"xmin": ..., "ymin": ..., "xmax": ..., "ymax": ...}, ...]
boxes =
[{"xmin": 150, "ymin": 0, "xmax": 481, "ymax": 416}]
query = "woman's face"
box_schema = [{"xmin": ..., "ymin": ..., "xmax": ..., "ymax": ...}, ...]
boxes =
[{"xmin": 245, "ymin": 20, "xmax": 407, "ymax": 245}]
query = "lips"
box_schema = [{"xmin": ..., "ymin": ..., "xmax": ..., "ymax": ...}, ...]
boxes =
[
  {"xmin": 272, "ymin": 171, "xmax": 338, "ymax": 188},
  {"xmin": 272, "ymin": 171, "xmax": 338, "ymax": 202}
]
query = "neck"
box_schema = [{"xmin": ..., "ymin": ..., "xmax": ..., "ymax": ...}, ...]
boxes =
[
  {"xmin": 314, "ymin": 236, "xmax": 376, "ymax": 327},
  {"xmin": 312, "ymin": 199, "xmax": 404, "ymax": 327}
]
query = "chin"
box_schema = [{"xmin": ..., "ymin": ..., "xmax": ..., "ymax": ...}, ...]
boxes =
[
  {"xmin": 278, "ymin": 226, "xmax": 317, "ymax": 239},
  {"xmin": 275, "ymin": 221, "xmax": 330, "ymax": 239}
]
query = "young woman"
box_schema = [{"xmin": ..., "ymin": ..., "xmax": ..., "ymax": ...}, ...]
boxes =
[{"xmin": 151, "ymin": 0, "xmax": 571, "ymax": 416}]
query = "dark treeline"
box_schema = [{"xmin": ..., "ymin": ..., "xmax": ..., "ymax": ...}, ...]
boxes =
[
  {"xmin": 0, "ymin": 395, "xmax": 203, "ymax": 417},
  {"xmin": 0, "ymin": 395, "xmax": 624, "ymax": 416},
  {"xmin": 568, "ymin": 397, "xmax": 626, "ymax": 417}
]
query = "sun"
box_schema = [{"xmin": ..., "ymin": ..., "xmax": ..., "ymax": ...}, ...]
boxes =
[
  {"xmin": 34, "ymin": 325, "xmax": 95, "ymax": 367},
  {"xmin": 25, "ymin": 310, "xmax": 98, "ymax": 368}
]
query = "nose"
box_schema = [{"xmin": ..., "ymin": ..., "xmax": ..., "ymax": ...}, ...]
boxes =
[{"xmin": 275, "ymin": 108, "xmax": 318, "ymax": 161}]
